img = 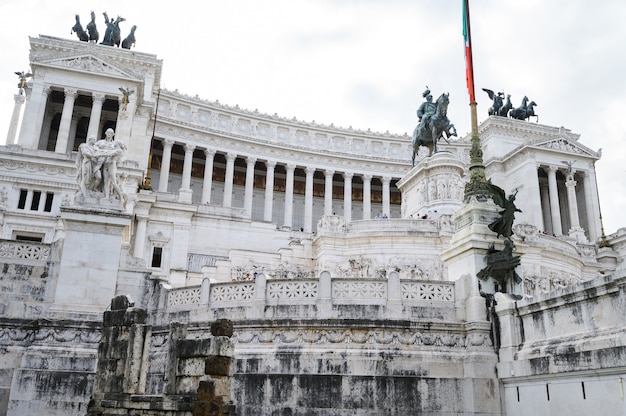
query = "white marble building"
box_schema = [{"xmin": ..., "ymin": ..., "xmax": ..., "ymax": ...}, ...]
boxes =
[{"xmin": 0, "ymin": 34, "xmax": 625, "ymax": 415}]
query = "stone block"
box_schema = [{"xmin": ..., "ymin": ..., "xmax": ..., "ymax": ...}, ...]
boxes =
[
  {"xmin": 177, "ymin": 338, "xmax": 234, "ymax": 358},
  {"xmin": 204, "ymin": 356, "xmax": 233, "ymax": 377}
]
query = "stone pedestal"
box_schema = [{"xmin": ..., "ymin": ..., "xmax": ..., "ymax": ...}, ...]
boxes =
[
  {"xmin": 440, "ymin": 197, "xmax": 500, "ymax": 322},
  {"xmin": 51, "ymin": 205, "xmax": 131, "ymax": 314}
]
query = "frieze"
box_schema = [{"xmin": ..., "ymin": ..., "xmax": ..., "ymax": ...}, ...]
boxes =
[
  {"xmin": 535, "ymin": 139, "xmax": 598, "ymax": 157},
  {"xmin": 0, "ymin": 325, "xmax": 101, "ymax": 346},
  {"xmin": 230, "ymin": 327, "xmax": 491, "ymax": 349}
]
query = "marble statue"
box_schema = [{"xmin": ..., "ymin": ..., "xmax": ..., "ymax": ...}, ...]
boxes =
[{"xmin": 76, "ymin": 128, "xmax": 127, "ymax": 205}]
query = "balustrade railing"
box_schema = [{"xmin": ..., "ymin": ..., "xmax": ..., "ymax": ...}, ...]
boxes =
[
  {"xmin": 165, "ymin": 274, "xmax": 456, "ymax": 316},
  {"xmin": 0, "ymin": 240, "xmax": 51, "ymax": 263}
]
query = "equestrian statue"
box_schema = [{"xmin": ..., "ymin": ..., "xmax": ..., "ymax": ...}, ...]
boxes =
[{"xmin": 411, "ymin": 88, "xmax": 457, "ymax": 166}]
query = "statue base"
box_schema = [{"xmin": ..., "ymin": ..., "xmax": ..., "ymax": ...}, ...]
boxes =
[
  {"xmin": 75, "ymin": 193, "xmax": 126, "ymax": 211},
  {"xmin": 49, "ymin": 205, "xmax": 132, "ymax": 316}
]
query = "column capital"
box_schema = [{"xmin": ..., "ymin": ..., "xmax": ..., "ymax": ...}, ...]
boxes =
[
  {"xmin": 183, "ymin": 143, "xmax": 196, "ymax": 153},
  {"xmin": 286, "ymin": 163, "xmax": 296, "ymax": 172},
  {"xmin": 42, "ymin": 86, "xmax": 52, "ymax": 97},
  {"xmin": 305, "ymin": 166, "xmax": 316, "ymax": 176},
  {"xmin": 92, "ymin": 92, "xmax": 106, "ymax": 103},
  {"xmin": 64, "ymin": 88, "xmax": 78, "ymax": 99},
  {"xmin": 246, "ymin": 155, "xmax": 257, "ymax": 165},
  {"xmin": 547, "ymin": 165, "xmax": 559, "ymax": 174},
  {"xmin": 343, "ymin": 171, "xmax": 354, "ymax": 180},
  {"xmin": 265, "ymin": 160, "xmax": 277, "ymax": 169},
  {"xmin": 226, "ymin": 152, "xmax": 237, "ymax": 162},
  {"xmin": 325, "ymin": 169, "xmax": 335, "ymax": 178},
  {"xmin": 204, "ymin": 148, "xmax": 216, "ymax": 157},
  {"xmin": 382, "ymin": 176, "xmax": 392, "ymax": 184},
  {"xmin": 163, "ymin": 138, "xmax": 175, "ymax": 148},
  {"xmin": 362, "ymin": 173, "xmax": 373, "ymax": 181},
  {"xmin": 13, "ymin": 94, "xmax": 26, "ymax": 104}
]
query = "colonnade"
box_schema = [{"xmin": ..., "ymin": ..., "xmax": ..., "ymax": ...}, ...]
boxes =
[
  {"xmin": 154, "ymin": 139, "xmax": 398, "ymax": 232},
  {"xmin": 18, "ymin": 86, "xmax": 121, "ymax": 152},
  {"xmin": 538, "ymin": 164, "xmax": 599, "ymax": 242}
]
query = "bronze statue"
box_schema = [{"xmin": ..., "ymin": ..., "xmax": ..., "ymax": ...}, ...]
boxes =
[
  {"xmin": 482, "ymin": 88, "xmax": 504, "ymax": 116},
  {"xmin": 477, "ymin": 240, "xmax": 522, "ymax": 293},
  {"xmin": 477, "ymin": 181, "xmax": 523, "ymax": 293},
  {"xmin": 101, "ymin": 13, "xmax": 125, "ymax": 47},
  {"xmin": 71, "ymin": 14, "xmax": 89, "ymax": 42},
  {"xmin": 509, "ymin": 96, "xmax": 538, "ymax": 121},
  {"xmin": 14, "ymin": 71, "xmax": 32, "ymax": 92},
  {"xmin": 121, "ymin": 25, "xmax": 137, "ymax": 49},
  {"xmin": 486, "ymin": 181, "xmax": 521, "ymax": 239},
  {"xmin": 411, "ymin": 88, "xmax": 457, "ymax": 166},
  {"xmin": 119, "ymin": 87, "xmax": 134, "ymax": 110},
  {"xmin": 87, "ymin": 11, "xmax": 99, "ymax": 42}
]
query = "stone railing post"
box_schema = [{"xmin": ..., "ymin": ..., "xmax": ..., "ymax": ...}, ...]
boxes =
[
  {"xmin": 387, "ymin": 271, "xmax": 402, "ymax": 318},
  {"xmin": 318, "ymin": 271, "xmax": 332, "ymax": 318},
  {"xmin": 247, "ymin": 273, "xmax": 267, "ymax": 319},
  {"xmin": 201, "ymin": 278, "xmax": 211, "ymax": 305}
]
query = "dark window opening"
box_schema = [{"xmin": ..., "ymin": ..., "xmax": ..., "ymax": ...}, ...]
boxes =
[
  {"xmin": 15, "ymin": 235, "xmax": 43, "ymax": 242},
  {"xmin": 31, "ymin": 191, "xmax": 41, "ymax": 210},
  {"xmin": 17, "ymin": 189, "xmax": 27, "ymax": 209},
  {"xmin": 151, "ymin": 247, "xmax": 163, "ymax": 268},
  {"xmin": 44, "ymin": 193, "xmax": 54, "ymax": 212}
]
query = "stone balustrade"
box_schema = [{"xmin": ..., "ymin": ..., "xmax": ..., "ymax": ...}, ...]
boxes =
[{"xmin": 164, "ymin": 273, "xmax": 456, "ymax": 321}]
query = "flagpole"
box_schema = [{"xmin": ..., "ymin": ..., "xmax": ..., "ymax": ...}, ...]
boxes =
[{"xmin": 462, "ymin": 0, "xmax": 489, "ymax": 201}]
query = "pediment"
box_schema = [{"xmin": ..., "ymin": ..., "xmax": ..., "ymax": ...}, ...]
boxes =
[
  {"xmin": 37, "ymin": 54, "xmax": 139, "ymax": 80},
  {"xmin": 533, "ymin": 138, "xmax": 599, "ymax": 158}
]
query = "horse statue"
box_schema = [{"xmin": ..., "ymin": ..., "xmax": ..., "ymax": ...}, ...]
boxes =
[
  {"xmin": 71, "ymin": 15, "xmax": 89, "ymax": 42},
  {"xmin": 87, "ymin": 11, "xmax": 99, "ymax": 42},
  {"xmin": 121, "ymin": 25, "xmax": 137, "ymax": 49},
  {"xmin": 111, "ymin": 16, "xmax": 126, "ymax": 47},
  {"xmin": 411, "ymin": 93, "xmax": 457, "ymax": 166},
  {"xmin": 498, "ymin": 94, "xmax": 512, "ymax": 117},
  {"xmin": 510, "ymin": 96, "xmax": 538, "ymax": 121}
]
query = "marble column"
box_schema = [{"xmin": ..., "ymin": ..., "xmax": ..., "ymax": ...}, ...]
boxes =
[
  {"xmin": 547, "ymin": 166, "xmax": 563, "ymax": 235},
  {"xmin": 18, "ymin": 85, "xmax": 49, "ymax": 149},
  {"xmin": 565, "ymin": 171, "xmax": 585, "ymax": 242},
  {"xmin": 382, "ymin": 176, "xmax": 391, "ymax": 218},
  {"xmin": 55, "ymin": 88, "xmax": 78, "ymax": 153},
  {"xmin": 582, "ymin": 169, "xmax": 599, "ymax": 241},
  {"xmin": 133, "ymin": 215, "xmax": 148, "ymax": 260},
  {"xmin": 264, "ymin": 160, "xmax": 276, "ymax": 222},
  {"xmin": 244, "ymin": 156, "xmax": 257, "ymax": 216},
  {"xmin": 158, "ymin": 139, "xmax": 174, "ymax": 193},
  {"xmin": 201, "ymin": 149, "xmax": 216, "ymax": 204},
  {"xmin": 540, "ymin": 181, "xmax": 552, "ymax": 234},
  {"xmin": 304, "ymin": 167, "xmax": 315, "ymax": 232},
  {"xmin": 87, "ymin": 93, "xmax": 105, "ymax": 140},
  {"xmin": 6, "ymin": 94, "xmax": 25, "ymax": 145},
  {"xmin": 324, "ymin": 169, "xmax": 335, "ymax": 216},
  {"xmin": 223, "ymin": 153, "xmax": 236, "ymax": 207},
  {"xmin": 343, "ymin": 172, "xmax": 353, "ymax": 222},
  {"xmin": 362, "ymin": 174, "xmax": 372, "ymax": 220},
  {"xmin": 283, "ymin": 164, "xmax": 296, "ymax": 229},
  {"xmin": 178, "ymin": 144, "xmax": 195, "ymax": 203}
]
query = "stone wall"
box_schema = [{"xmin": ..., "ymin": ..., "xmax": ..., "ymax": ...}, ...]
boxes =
[
  {"xmin": 88, "ymin": 295, "xmax": 236, "ymax": 415},
  {"xmin": 496, "ymin": 274, "xmax": 626, "ymax": 415}
]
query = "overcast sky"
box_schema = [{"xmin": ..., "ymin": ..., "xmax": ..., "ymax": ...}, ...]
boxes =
[{"xmin": 0, "ymin": 0, "xmax": 624, "ymax": 235}]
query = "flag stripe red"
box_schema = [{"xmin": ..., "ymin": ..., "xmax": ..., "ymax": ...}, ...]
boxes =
[{"xmin": 463, "ymin": 0, "xmax": 476, "ymax": 102}]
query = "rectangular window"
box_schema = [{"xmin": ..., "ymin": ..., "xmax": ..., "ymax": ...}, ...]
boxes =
[
  {"xmin": 151, "ymin": 247, "xmax": 163, "ymax": 268},
  {"xmin": 44, "ymin": 192, "xmax": 54, "ymax": 212},
  {"xmin": 18, "ymin": 189, "xmax": 28, "ymax": 209},
  {"xmin": 15, "ymin": 234, "xmax": 43, "ymax": 242},
  {"xmin": 31, "ymin": 191, "xmax": 41, "ymax": 211}
]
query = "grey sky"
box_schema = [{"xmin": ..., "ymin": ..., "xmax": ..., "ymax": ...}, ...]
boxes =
[{"xmin": 0, "ymin": 0, "xmax": 624, "ymax": 234}]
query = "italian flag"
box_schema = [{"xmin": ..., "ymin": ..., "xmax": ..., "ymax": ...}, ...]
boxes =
[{"xmin": 463, "ymin": 0, "xmax": 476, "ymax": 103}]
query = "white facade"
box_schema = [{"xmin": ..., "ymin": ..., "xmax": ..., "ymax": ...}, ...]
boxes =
[{"xmin": 0, "ymin": 34, "xmax": 625, "ymax": 415}]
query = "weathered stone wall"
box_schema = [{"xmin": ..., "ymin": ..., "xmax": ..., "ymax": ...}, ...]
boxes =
[
  {"xmin": 496, "ymin": 274, "xmax": 626, "ymax": 415},
  {"xmin": 225, "ymin": 319, "xmax": 499, "ymax": 415}
]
